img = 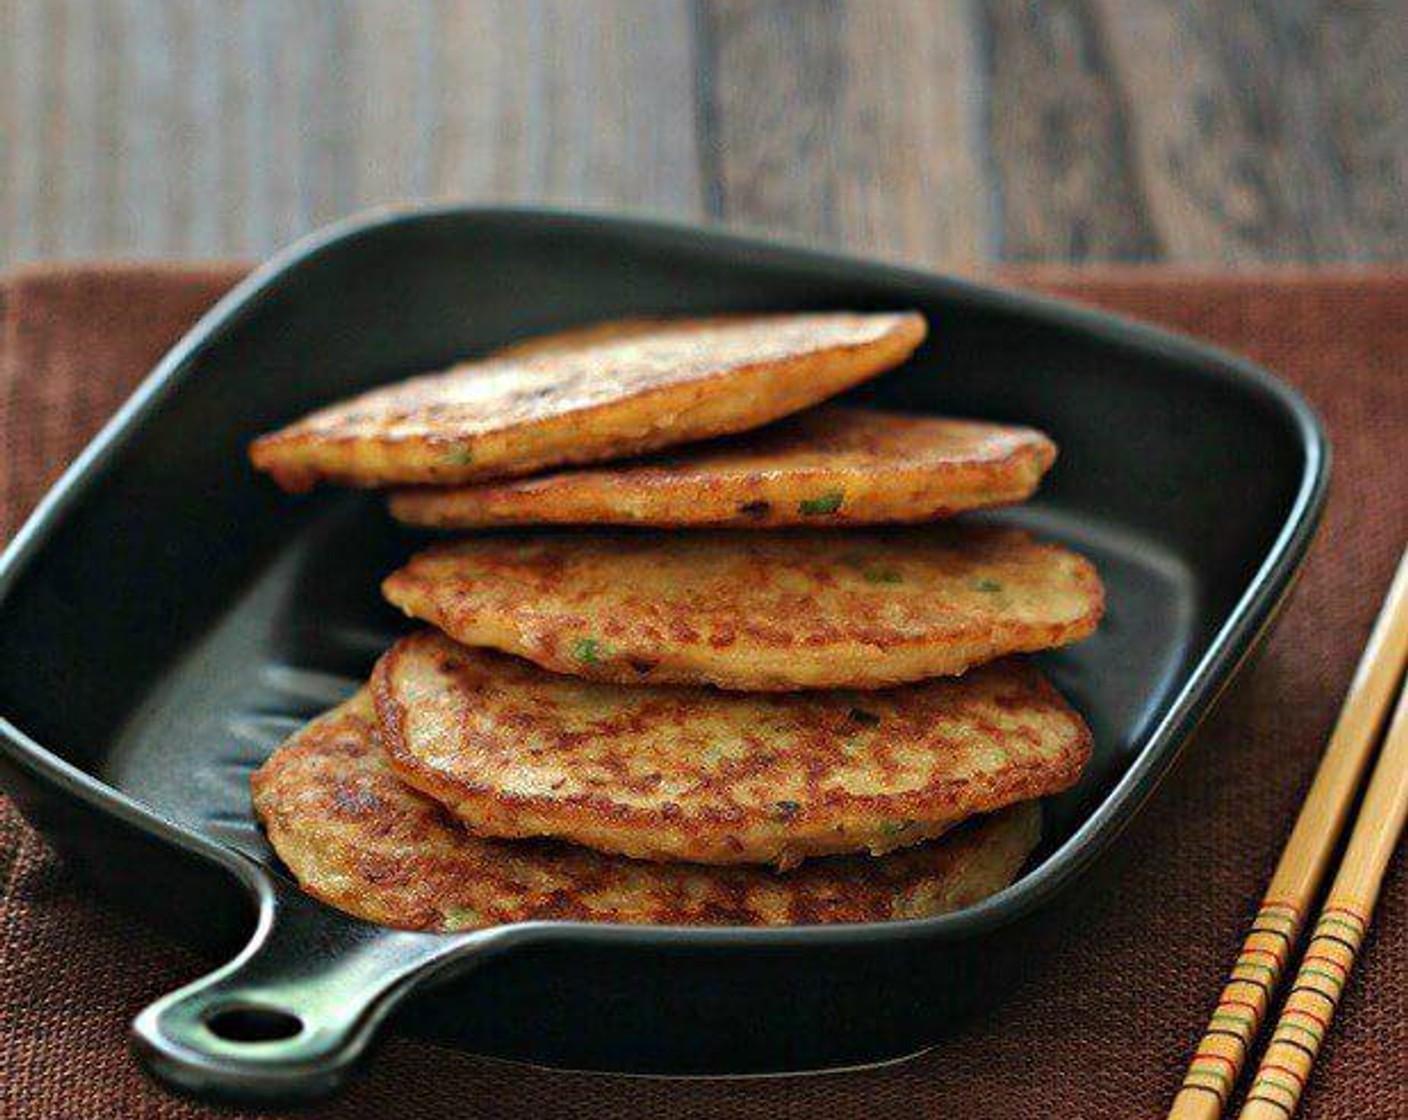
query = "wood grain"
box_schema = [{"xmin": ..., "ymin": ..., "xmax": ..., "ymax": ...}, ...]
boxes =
[
  {"xmin": 0, "ymin": 0, "xmax": 1404, "ymax": 269},
  {"xmin": 696, "ymin": 0, "xmax": 987, "ymax": 268},
  {"xmin": 975, "ymin": 0, "xmax": 1162, "ymax": 260},
  {"xmin": 428, "ymin": 0, "xmax": 702, "ymax": 210},
  {"xmin": 1098, "ymin": 0, "xmax": 1408, "ymax": 263}
]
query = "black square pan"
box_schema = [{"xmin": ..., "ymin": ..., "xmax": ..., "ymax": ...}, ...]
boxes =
[{"xmin": 0, "ymin": 209, "xmax": 1327, "ymax": 1105}]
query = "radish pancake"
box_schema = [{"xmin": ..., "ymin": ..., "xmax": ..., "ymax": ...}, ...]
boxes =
[
  {"xmin": 389, "ymin": 407, "xmax": 1055, "ymax": 529},
  {"xmin": 250, "ymin": 311, "xmax": 925, "ymax": 491},
  {"xmin": 251, "ymin": 691, "xmax": 1042, "ymax": 930},
  {"xmin": 382, "ymin": 525, "xmax": 1104, "ymax": 690},
  {"xmin": 370, "ymin": 631, "xmax": 1089, "ymax": 867}
]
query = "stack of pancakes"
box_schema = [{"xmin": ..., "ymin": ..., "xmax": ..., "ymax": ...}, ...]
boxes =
[{"xmin": 248, "ymin": 312, "xmax": 1104, "ymax": 931}]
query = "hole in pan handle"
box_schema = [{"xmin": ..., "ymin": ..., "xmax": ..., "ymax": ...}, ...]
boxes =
[{"xmin": 130, "ymin": 875, "xmax": 493, "ymax": 1105}]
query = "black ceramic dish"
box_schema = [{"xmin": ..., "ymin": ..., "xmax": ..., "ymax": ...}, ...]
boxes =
[{"xmin": 0, "ymin": 208, "xmax": 1326, "ymax": 1106}]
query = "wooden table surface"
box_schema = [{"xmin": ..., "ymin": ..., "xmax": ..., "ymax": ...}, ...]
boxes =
[{"xmin": 2, "ymin": 1, "xmax": 1404, "ymax": 271}]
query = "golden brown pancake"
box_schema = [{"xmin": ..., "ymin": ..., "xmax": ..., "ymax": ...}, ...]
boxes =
[
  {"xmin": 249, "ymin": 312, "xmax": 926, "ymax": 492},
  {"xmin": 388, "ymin": 407, "xmax": 1056, "ymax": 529},
  {"xmin": 372, "ymin": 631, "xmax": 1089, "ymax": 867},
  {"xmin": 250, "ymin": 692, "xmax": 1042, "ymax": 930},
  {"xmin": 382, "ymin": 525, "xmax": 1104, "ymax": 690}
]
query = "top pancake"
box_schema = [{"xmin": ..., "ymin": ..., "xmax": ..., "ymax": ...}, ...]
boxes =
[
  {"xmin": 382, "ymin": 525, "xmax": 1104, "ymax": 690},
  {"xmin": 388, "ymin": 407, "xmax": 1056, "ymax": 529},
  {"xmin": 249, "ymin": 311, "xmax": 926, "ymax": 492},
  {"xmin": 250, "ymin": 691, "xmax": 1041, "ymax": 931},
  {"xmin": 373, "ymin": 631, "xmax": 1089, "ymax": 866}
]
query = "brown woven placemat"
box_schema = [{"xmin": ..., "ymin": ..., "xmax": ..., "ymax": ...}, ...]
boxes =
[{"xmin": 1, "ymin": 265, "xmax": 1404, "ymax": 1119}]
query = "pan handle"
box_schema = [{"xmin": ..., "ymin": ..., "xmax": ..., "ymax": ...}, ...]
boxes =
[{"xmin": 131, "ymin": 875, "xmax": 493, "ymax": 1104}]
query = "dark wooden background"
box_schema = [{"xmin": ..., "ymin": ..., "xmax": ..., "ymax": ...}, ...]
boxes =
[{"xmin": 2, "ymin": 0, "xmax": 1405, "ymax": 270}]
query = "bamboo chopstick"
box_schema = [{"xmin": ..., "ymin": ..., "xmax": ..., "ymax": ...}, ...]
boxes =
[
  {"xmin": 1168, "ymin": 548, "xmax": 1408, "ymax": 1120},
  {"xmin": 1237, "ymin": 676, "xmax": 1408, "ymax": 1119}
]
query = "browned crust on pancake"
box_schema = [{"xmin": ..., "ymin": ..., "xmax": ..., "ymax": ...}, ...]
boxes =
[
  {"xmin": 371, "ymin": 632, "xmax": 1089, "ymax": 866},
  {"xmin": 249, "ymin": 312, "xmax": 926, "ymax": 491},
  {"xmin": 250, "ymin": 692, "xmax": 1042, "ymax": 930},
  {"xmin": 388, "ymin": 407, "xmax": 1057, "ymax": 529},
  {"xmin": 381, "ymin": 525, "xmax": 1105, "ymax": 690}
]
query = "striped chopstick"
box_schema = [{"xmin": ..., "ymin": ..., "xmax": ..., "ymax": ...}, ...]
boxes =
[
  {"xmin": 1168, "ymin": 547, "xmax": 1408, "ymax": 1120},
  {"xmin": 1238, "ymin": 677, "xmax": 1408, "ymax": 1118}
]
